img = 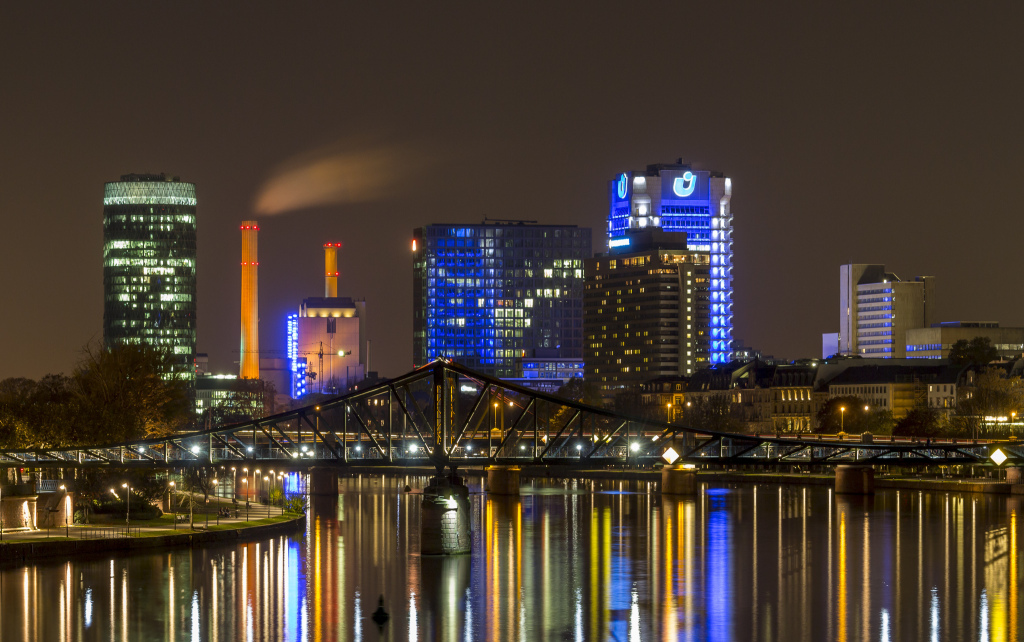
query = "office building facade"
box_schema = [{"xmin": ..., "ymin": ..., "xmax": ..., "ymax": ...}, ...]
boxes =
[
  {"xmin": 413, "ymin": 222, "xmax": 591, "ymax": 378},
  {"xmin": 102, "ymin": 173, "xmax": 197, "ymax": 379},
  {"xmin": 584, "ymin": 228, "xmax": 710, "ymax": 392},
  {"xmin": 827, "ymin": 264, "xmax": 935, "ymax": 358},
  {"xmin": 906, "ymin": 322, "xmax": 1024, "ymax": 360},
  {"xmin": 607, "ymin": 161, "xmax": 733, "ymax": 363}
]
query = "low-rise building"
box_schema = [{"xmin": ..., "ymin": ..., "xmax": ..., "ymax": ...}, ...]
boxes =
[{"xmin": 906, "ymin": 322, "xmax": 1024, "ymax": 360}]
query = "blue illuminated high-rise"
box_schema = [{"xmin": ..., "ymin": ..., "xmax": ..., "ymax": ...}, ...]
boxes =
[
  {"xmin": 413, "ymin": 222, "xmax": 592, "ymax": 378},
  {"xmin": 606, "ymin": 161, "xmax": 734, "ymax": 364}
]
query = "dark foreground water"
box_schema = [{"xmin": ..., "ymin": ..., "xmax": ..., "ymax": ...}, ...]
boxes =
[{"xmin": 2, "ymin": 475, "xmax": 1023, "ymax": 641}]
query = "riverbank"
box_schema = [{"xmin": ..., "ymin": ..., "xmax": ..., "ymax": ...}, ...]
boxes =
[
  {"xmin": 0, "ymin": 512, "xmax": 305, "ymax": 564},
  {"xmin": 342, "ymin": 464, "xmax": 1024, "ymax": 496}
]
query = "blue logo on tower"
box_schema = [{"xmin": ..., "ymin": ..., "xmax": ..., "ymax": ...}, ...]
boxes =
[
  {"xmin": 616, "ymin": 173, "xmax": 628, "ymax": 199},
  {"xmin": 673, "ymin": 171, "xmax": 696, "ymax": 197}
]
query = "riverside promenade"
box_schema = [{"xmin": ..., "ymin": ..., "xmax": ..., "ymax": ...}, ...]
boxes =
[{"xmin": 0, "ymin": 501, "xmax": 304, "ymax": 563}]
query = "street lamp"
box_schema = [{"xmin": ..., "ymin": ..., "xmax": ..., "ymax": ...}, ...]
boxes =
[
  {"xmin": 667, "ymin": 403, "xmax": 672, "ymax": 423},
  {"xmin": 169, "ymin": 480, "xmax": 177, "ymax": 529},
  {"xmin": 212, "ymin": 479, "xmax": 219, "ymax": 526},
  {"xmin": 121, "ymin": 485, "xmax": 132, "ymax": 524},
  {"xmin": 59, "ymin": 485, "xmax": 68, "ymax": 537},
  {"xmin": 840, "ymin": 406, "xmax": 846, "ymax": 432}
]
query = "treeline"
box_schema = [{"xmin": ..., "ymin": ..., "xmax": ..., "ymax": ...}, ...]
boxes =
[{"xmin": 0, "ymin": 343, "xmax": 191, "ymax": 449}]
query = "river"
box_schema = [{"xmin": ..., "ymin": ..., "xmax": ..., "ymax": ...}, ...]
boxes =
[{"xmin": 1, "ymin": 474, "xmax": 1020, "ymax": 641}]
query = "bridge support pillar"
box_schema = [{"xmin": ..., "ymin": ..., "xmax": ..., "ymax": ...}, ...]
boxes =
[
  {"xmin": 421, "ymin": 473, "xmax": 471, "ymax": 555},
  {"xmin": 485, "ymin": 466, "xmax": 520, "ymax": 496},
  {"xmin": 835, "ymin": 465, "xmax": 874, "ymax": 494},
  {"xmin": 661, "ymin": 465, "xmax": 698, "ymax": 495},
  {"xmin": 308, "ymin": 467, "xmax": 339, "ymax": 496},
  {"xmin": 1007, "ymin": 467, "xmax": 1023, "ymax": 484}
]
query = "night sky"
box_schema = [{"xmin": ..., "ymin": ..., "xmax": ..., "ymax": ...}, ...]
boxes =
[{"xmin": 2, "ymin": 4, "xmax": 1022, "ymax": 381}]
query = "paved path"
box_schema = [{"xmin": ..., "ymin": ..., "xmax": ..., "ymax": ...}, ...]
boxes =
[{"xmin": 0, "ymin": 502, "xmax": 290, "ymax": 541}]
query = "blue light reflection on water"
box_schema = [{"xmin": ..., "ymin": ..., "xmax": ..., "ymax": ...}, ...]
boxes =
[
  {"xmin": 706, "ymin": 487, "xmax": 733, "ymax": 642},
  {"xmin": 1, "ymin": 477, "xmax": 1022, "ymax": 640}
]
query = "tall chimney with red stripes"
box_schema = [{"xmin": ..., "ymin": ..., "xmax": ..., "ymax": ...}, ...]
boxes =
[{"xmin": 240, "ymin": 221, "xmax": 259, "ymax": 379}]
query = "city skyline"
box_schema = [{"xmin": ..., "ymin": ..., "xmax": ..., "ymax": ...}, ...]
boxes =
[{"xmin": 2, "ymin": 4, "xmax": 1022, "ymax": 380}]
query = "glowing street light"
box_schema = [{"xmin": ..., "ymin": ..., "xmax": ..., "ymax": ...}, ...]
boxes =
[
  {"xmin": 840, "ymin": 406, "xmax": 846, "ymax": 432},
  {"xmin": 630, "ymin": 442, "xmax": 640, "ymax": 453},
  {"xmin": 121, "ymin": 483, "xmax": 131, "ymax": 525},
  {"xmin": 59, "ymin": 484, "xmax": 68, "ymax": 537}
]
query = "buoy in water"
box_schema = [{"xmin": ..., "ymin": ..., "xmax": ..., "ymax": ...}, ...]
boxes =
[{"xmin": 372, "ymin": 595, "xmax": 389, "ymax": 626}]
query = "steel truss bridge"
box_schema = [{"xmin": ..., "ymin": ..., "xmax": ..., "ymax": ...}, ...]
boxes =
[{"xmin": 1, "ymin": 361, "xmax": 1018, "ymax": 470}]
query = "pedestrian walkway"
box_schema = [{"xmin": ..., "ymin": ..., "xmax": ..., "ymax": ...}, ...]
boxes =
[{"xmin": 0, "ymin": 501, "xmax": 292, "ymax": 542}]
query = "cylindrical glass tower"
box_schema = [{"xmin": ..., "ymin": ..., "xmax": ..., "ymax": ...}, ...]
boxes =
[{"xmin": 102, "ymin": 173, "xmax": 197, "ymax": 379}]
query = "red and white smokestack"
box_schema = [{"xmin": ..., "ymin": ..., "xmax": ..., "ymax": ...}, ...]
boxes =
[
  {"xmin": 240, "ymin": 221, "xmax": 259, "ymax": 379},
  {"xmin": 324, "ymin": 242, "xmax": 340, "ymax": 297}
]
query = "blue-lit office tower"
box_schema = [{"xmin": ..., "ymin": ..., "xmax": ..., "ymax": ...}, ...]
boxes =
[
  {"xmin": 607, "ymin": 161, "xmax": 733, "ymax": 364},
  {"xmin": 102, "ymin": 173, "xmax": 197, "ymax": 379},
  {"xmin": 413, "ymin": 222, "xmax": 592, "ymax": 378}
]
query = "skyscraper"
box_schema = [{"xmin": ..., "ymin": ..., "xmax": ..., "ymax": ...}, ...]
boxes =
[
  {"xmin": 102, "ymin": 173, "xmax": 197, "ymax": 379},
  {"xmin": 606, "ymin": 161, "xmax": 733, "ymax": 363},
  {"xmin": 584, "ymin": 229, "xmax": 710, "ymax": 392},
  {"xmin": 824, "ymin": 264, "xmax": 935, "ymax": 358},
  {"xmin": 413, "ymin": 221, "xmax": 592, "ymax": 378}
]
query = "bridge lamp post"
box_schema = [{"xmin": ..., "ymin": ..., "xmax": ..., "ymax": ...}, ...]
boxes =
[
  {"xmin": 667, "ymin": 403, "xmax": 672, "ymax": 423},
  {"xmin": 492, "ymin": 402, "xmax": 499, "ymax": 457},
  {"xmin": 576, "ymin": 443, "xmax": 583, "ymax": 458},
  {"xmin": 212, "ymin": 479, "xmax": 219, "ymax": 526},
  {"xmin": 840, "ymin": 406, "xmax": 846, "ymax": 432},
  {"xmin": 231, "ymin": 467, "xmax": 236, "ymax": 503}
]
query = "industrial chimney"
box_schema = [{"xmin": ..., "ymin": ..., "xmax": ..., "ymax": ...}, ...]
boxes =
[
  {"xmin": 240, "ymin": 221, "xmax": 260, "ymax": 379},
  {"xmin": 324, "ymin": 243, "xmax": 340, "ymax": 297}
]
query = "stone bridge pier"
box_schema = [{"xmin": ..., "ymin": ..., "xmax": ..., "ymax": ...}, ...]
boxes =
[
  {"xmin": 835, "ymin": 465, "xmax": 874, "ymax": 494},
  {"xmin": 485, "ymin": 466, "xmax": 520, "ymax": 496},
  {"xmin": 421, "ymin": 472, "xmax": 471, "ymax": 555},
  {"xmin": 308, "ymin": 467, "xmax": 339, "ymax": 496}
]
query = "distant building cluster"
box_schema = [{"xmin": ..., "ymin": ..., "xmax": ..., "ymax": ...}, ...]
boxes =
[{"xmin": 102, "ymin": 158, "xmax": 1024, "ymax": 437}]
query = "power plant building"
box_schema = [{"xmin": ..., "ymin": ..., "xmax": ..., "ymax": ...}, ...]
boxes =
[
  {"xmin": 102, "ymin": 173, "xmax": 197, "ymax": 379},
  {"xmin": 287, "ymin": 244, "xmax": 367, "ymax": 397},
  {"xmin": 412, "ymin": 221, "xmax": 592, "ymax": 378}
]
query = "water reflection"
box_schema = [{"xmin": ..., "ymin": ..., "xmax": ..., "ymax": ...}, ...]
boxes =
[{"xmin": 2, "ymin": 475, "xmax": 1024, "ymax": 640}]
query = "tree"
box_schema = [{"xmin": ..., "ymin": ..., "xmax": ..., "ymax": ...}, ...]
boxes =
[
  {"xmin": 815, "ymin": 396, "xmax": 894, "ymax": 434},
  {"xmin": 893, "ymin": 407, "xmax": 944, "ymax": 438},
  {"xmin": 951, "ymin": 367, "xmax": 1024, "ymax": 438},
  {"xmin": 74, "ymin": 342, "xmax": 191, "ymax": 443},
  {"xmin": 948, "ymin": 337, "xmax": 999, "ymax": 366},
  {"xmin": 682, "ymin": 395, "xmax": 743, "ymax": 433},
  {"xmin": 550, "ymin": 378, "xmax": 604, "ymax": 433},
  {"xmin": 179, "ymin": 467, "xmax": 215, "ymax": 529}
]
